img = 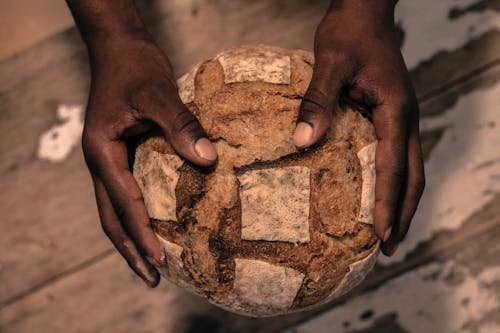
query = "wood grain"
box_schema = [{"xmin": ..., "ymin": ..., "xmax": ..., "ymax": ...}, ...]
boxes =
[{"xmin": 1, "ymin": 0, "xmax": 499, "ymax": 331}]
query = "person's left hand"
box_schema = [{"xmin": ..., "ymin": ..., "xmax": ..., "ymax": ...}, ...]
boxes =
[{"xmin": 293, "ymin": 0, "xmax": 425, "ymax": 256}]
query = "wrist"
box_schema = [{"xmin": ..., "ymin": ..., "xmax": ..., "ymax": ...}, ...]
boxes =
[
  {"xmin": 85, "ymin": 28, "xmax": 154, "ymax": 62},
  {"xmin": 327, "ymin": 0, "xmax": 397, "ymax": 24},
  {"xmin": 86, "ymin": 35, "xmax": 159, "ymax": 75},
  {"xmin": 67, "ymin": 0, "xmax": 154, "ymax": 58}
]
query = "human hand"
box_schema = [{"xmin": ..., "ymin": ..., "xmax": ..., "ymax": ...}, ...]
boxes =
[
  {"xmin": 293, "ymin": 0, "xmax": 425, "ymax": 256},
  {"xmin": 81, "ymin": 35, "xmax": 217, "ymax": 286}
]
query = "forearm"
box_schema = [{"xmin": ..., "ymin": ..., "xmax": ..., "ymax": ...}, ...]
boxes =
[{"xmin": 66, "ymin": 0, "xmax": 151, "ymax": 50}]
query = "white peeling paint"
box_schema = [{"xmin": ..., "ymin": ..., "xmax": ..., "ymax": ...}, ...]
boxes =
[
  {"xmin": 286, "ymin": 261, "xmax": 500, "ymax": 333},
  {"xmin": 379, "ymin": 84, "xmax": 500, "ymax": 264},
  {"xmin": 396, "ymin": 0, "xmax": 500, "ymax": 68},
  {"xmin": 37, "ymin": 104, "xmax": 84, "ymax": 162}
]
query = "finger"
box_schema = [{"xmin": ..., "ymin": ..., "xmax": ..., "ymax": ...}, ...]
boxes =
[
  {"xmin": 293, "ymin": 56, "xmax": 350, "ymax": 149},
  {"xmin": 381, "ymin": 111, "xmax": 425, "ymax": 255},
  {"xmin": 92, "ymin": 175, "xmax": 160, "ymax": 287},
  {"xmin": 152, "ymin": 99, "xmax": 217, "ymax": 167},
  {"xmin": 90, "ymin": 140, "xmax": 163, "ymax": 266},
  {"xmin": 371, "ymin": 100, "xmax": 409, "ymax": 252}
]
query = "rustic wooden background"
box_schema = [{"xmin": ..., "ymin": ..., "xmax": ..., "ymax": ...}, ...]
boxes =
[{"xmin": 1, "ymin": 1, "xmax": 499, "ymax": 332}]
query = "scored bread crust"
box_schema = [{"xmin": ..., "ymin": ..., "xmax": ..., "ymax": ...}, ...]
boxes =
[{"xmin": 133, "ymin": 45, "xmax": 379, "ymax": 317}]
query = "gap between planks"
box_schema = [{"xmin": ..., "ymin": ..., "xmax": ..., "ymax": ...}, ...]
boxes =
[{"xmin": 0, "ymin": 248, "xmax": 114, "ymax": 308}]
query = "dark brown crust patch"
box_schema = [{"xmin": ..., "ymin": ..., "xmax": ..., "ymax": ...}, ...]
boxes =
[{"xmin": 175, "ymin": 163, "xmax": 207, "ymax": 227}]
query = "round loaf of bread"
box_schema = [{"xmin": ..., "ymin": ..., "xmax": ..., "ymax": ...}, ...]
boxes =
[{"xmin": 133, "ymin": 45, "xmax": 379, "ymax": 317}]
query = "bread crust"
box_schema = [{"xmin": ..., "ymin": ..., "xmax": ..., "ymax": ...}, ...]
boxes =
[{"xmin": 133, "ymin": 45, "xmax": 379, "ymax": 317}]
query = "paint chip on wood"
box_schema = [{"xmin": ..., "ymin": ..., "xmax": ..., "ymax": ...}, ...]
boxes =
[
  {"xmin": 285, "ymin": 260, "xmax": 500, "ymax": 333},
  {"xmin": 37, "ymin": 104, "xmax": 83, "ymax": 162},
  {"xmin": 237, "ymin": 166, "xmax": 311, "ymax": 243}
]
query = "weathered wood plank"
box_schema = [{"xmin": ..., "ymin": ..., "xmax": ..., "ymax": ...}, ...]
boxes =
[{"xmin": 1, "ymin": 0, "xmax": 499, "ymax": 326}]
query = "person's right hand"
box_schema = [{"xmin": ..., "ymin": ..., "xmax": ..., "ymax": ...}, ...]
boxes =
[{"xmin": 82, "ymin": 35, "xmax": 217, "ymax": 287}]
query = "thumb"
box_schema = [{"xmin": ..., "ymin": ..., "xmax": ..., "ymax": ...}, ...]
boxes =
[
  {"xmin": 294, "ymin": 61, "xmax": 348, "ymax": 149},
  {"xmin": 153, "ymin": 98, "xmax": 217, "ymax": 167}
]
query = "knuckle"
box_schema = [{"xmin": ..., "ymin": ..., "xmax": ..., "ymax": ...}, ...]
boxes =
[
  {"xmin": 314, "ymin": 45, "xmax": 350, "ymax": 66},
  {"xmin": 111, "ymin": 194, "xmax": 146, "ymax": 228},
  {"xmin": 384, "ymin": 94, "xmax": 415, "ymax": 120},
  {"xmin": 377, "ymin": 163, "xmax": 408, "ymax": 180},
  {"xmin": 107, "ymin": 193, "xmax": 128, "ymax": 222},
  {"xmin": 113, "ymin": 202, "xmax": 127, "ymax": 222},
  {"xmin": 300, "ymin": 88, "xmax": 331, "ymax": 118},
  {"xmin": 130, "ymin": 193, "xmax": 145, "ymax": 204},
  {"xmin": 170, "ymin": 109, "xmax": 203, "ymax": 138},
  {"xmin": 382, "ymin": 105, "xmax": 409, "ymax": 126},
  {"xmin": 374, "ymin": 203, "xmax": 397, "ymax": 225}
]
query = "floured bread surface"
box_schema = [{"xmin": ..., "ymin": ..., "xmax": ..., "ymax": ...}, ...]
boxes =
[
  {"xmin": 134, "ymin": 146, "xmax": 183, "ymax": 221},
  {"xmin": 232, "ymin": 259, "xmax": 304, "ymax": 314},
  {"xmin": 238, "ymin": 166, "xmax": 311, "ymax": 243},
  {"xmin": 216, "ymin": 47, "xmax": 291, "ymax": 84},
  {"xmin": 133, "ymin": 45, "xmax": 379, "ymax": 317},
  {"xmin": 357, "ymin": 142, "xmax": 377, "ymax": 224}
]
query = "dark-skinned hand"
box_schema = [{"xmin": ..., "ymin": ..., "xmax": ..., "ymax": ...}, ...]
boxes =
[
  {"xmin": 293, "ymin": 0, "xmax": 425, "ymax": 256},
  {"xmin": 83, "ymin": 37, "xmax": 217, "ymax": 287},
  {"xmin": 67, "ymin": 0, "xmax": 217, "ymax": 287}
]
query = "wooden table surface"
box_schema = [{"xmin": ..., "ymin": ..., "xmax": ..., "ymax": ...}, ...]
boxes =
[{"xmin": 1, "ymin": 1, "xmax": 499, "ymax": 332}]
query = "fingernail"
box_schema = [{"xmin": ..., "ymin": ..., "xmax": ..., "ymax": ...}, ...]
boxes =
[
  {"xmin": 146, "ymin": 255, "xmax": 162, "ymax": 267},
  {"xmin": 387, "ymin": 243, "xmax": 399, "ymax": 257},
  {"xmin": 194, "ymin": 138, "xmax": 217, "ymax": 161},
  {"xmin": 383, "ymin": 226, "xmax": 392, "ymax": 242},
  {"xmin": 293, "ymin": 122, "xmax": 313, "ymax": 148}
]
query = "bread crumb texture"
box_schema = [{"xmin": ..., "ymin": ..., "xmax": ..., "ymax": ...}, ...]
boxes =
[{"xmin": 133, "ymin": 45, "xmax": 379, "ymax": 317}]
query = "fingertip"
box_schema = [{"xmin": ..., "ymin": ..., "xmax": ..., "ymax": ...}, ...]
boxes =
[
  {"xmin": 381, "ymin": 242, "xmax": 399, "ymax": 257},
  {"xmin": 139, "ymin": 260, "xmax": 161, "ymax": 288},
  {"xmin": 144, "ymin": 272, "xmax": 160, "ymax": 288},
  {"xmin": 293, "ymin": 122, "xmax": 314, "ymax": 148},
  {"xmin": 146, "ymin": 255, "xmax": 163, "ymax": 268},
  {"xmin": 194, "ymin": 137, "xmax": 217, "ymax": 164},
  {"xmin": 128, "ymin": 254, "xmax": 161, "ymax": 287},
  {"xmin": 373, "ymin": 213, "xmax": 392, "ymax": 243},
  {"xmin": 383, "ymin": 225, "xmax": 393, "ymax": 242}
]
